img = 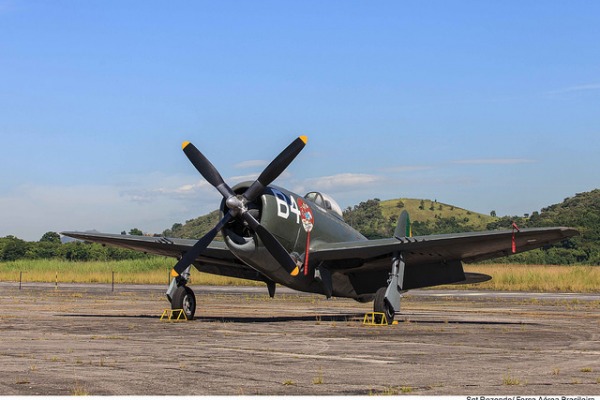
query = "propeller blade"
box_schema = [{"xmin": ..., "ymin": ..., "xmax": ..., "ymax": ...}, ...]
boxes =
[
  {"xmin": 182, "ymin": 141, "xmax": 235, "ymax": 199},
  {"xmin": 173, "ymin": 211, "xmax": 234, "ymax": 275},
  {"xmin": 242, "ymin": 212, "xmax": 298, "ymax": 275},
  {"xmin": 243, "ymin": 135, "xmax": 307, "ymax": 202},
  {"xmin": 179, "ymin": 137, "xmax": 307, "ymax": 278}
]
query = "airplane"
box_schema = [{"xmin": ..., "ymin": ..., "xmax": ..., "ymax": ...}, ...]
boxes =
[{"xmin": 62, "ymin": 136, "xmax": 578, "ymax": 324}]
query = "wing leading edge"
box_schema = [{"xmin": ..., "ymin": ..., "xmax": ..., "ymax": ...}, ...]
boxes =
[
  {"xmin": 310, "ymin": 227, "xmax": 579, "ymax": 272},
  {"xmin": 60, "ymin": 231, "xmax": 263, "ymax": 282},
  {"xmin": 310, "ymin": 227, "xmax": 578, "ymax": 296}
]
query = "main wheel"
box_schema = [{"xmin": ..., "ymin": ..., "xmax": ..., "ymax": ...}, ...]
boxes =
[
  {"xmin": 373, "ymin": 287, "xmax": 394, "ymax": 325},
  {"xmin": 171, "ymin": 286, "xmax": 196, "ymax": 320}
]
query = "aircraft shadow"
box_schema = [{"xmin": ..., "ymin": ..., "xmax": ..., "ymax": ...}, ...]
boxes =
[
  {"xmin": 395, "ymin": 317, "xmax": 536, "ymax": 326},
  {"xmin": 58, "ymin": 314, "xmax": 158, "ymax": 319},
  {"xmin": 58, "ymin": 313, "xmax": 533, "ymax": 325},
  {"xmin": 193, "ymin": 314, "xmax": 364, "ymax": 323},
  {"xmin": 58, "ymin": 313, "xmax": 364, "ymax": 323}
]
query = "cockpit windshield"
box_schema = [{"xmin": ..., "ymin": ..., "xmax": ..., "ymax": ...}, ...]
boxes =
[{"xmin": 304, "ymin": 191, "xmax": 344, "ymax": 219}]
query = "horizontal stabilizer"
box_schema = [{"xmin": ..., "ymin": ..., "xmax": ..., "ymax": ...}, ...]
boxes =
[{"xmin": 451, "ymin": 272, "xmax": 493, "ymax": 285}]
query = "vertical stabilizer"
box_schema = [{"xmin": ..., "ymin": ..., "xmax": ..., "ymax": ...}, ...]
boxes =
[{"xmin": 394, "ymin": 210, "xmax": 412, "ymax": 239}]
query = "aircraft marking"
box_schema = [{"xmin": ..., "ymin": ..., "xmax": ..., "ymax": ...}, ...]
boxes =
[
  {"xmin": 272, "ymin": 188, "xmax": 302, "ymax": 224},
  {"xmin": 296, "ymin": 197, "xmax": 315, "ymax": 275}
]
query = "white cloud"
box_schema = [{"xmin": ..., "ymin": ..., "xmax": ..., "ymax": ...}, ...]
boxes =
[
  {"xmin": 380, "ymin": 165, "xmax": 435, "ymax": 173},
  {"xmin": 548, "ymin": 83, "xmax": 600, "ymax": 95},
  {"xmin": 0, "ymin": 173, "xmax": 224, "ymax": 241},
  {"xmin": 228, "ymin": 173, "xmax": 260, "ymax": 183},
  {"xmin": 297, "ymin": 173, "xmax": 383, "ymax": 192},
  {"xmin": 452, "ymin": 158, "xmax": 535, "ymax": 165},
  {"xmin": 234, "ymin": 160, "xmax": 268, "ymax": 169}
]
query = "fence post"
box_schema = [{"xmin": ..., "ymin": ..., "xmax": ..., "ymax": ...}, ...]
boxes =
[
  {"xmin": 19, "ymin": 271, "xmax": 22, "ymax": 290},
  {"xmin": 112, "ymin": 271, "xmax": 115, "ymax": 292},
  {"xmin": 55, "ymin": 271, "xmax": 58, "ymax": 290}
]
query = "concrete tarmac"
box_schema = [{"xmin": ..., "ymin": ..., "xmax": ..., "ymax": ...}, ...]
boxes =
[{"xmin": 0, "ymin": 282, "xmax": 599, "ymax": 395}]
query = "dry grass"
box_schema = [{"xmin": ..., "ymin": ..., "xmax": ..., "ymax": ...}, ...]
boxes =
[
  {"xmin": 70, "ymin": 382, "xmax": 89, "ymax": 396},
  {"xmin": 462, "ymin": 264, "xmax": 600, "ymax": 293},
  {"xmin": 1, "ymin": 259, "xmax": 598, "ymax": 293},
  {"xmin": 502, "ymin": 374, "xmax": 522, "ymax": 386},
  {"xmin": 0, "ymin": 258, "xmax": 261, "ymax": 286}
]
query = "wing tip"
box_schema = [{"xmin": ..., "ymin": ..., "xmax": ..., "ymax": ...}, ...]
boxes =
[{"xmin": 561, "ymin": 227, "xmax": 580, "ymax": 237}]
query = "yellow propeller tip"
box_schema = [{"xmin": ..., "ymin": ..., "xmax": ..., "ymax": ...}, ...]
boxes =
[
  {"xmin": 170, "ymin": 269, "xmax": 179, "ymax": 277},
  {"xmin": 299, "ymin": 135, "xmax": 308, "ymax": 144},
  {"xmin": 290, "ymin": 266, "xmax": 300, "ymax": 277},
  {"xmin": 182, "ymin": 141, "xmax": 190, "ymax": 150}
]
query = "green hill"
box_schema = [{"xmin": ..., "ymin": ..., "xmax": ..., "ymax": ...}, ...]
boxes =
[
  {"xmin": 487, "ymin": 189, "xmax": 600, "ymax": 265},
  {"xmin": 162, "ymin": 197, "xmax": 496, "ymax": 240},
  {"xmin": 2, "ymin": 191, "xmax": 598, "ymax": 265},
  {"xmin": 380, "ymin": 198, "xmax": 495, "ymax": 231},
  {"xmin": 160, "ymin": 190, "xmax": 600, "ymax": 265},
  {"xmin": 162, "ymin": 210, "xmax": 222, "ymax": 240},
  {"xmin": 343, "ymin": 198, "xmax": 495, "ymax": 239}
]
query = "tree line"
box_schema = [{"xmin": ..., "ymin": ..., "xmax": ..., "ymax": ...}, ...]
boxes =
[
  {"xmin": 0, "ymin": 231, "xmax": 151, "ymax": 262},
  {"xmin": 3, "ymin": 190, "xmax": 599, "ymax": 265},
  {"xmin": 342, "ymin": 190, "xmax": 600, "ymax": 265}
]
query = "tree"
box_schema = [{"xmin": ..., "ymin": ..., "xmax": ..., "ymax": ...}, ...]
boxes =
[
  {"xmin": 129, "ymin": 228, "xmax": 143, "ymax": 236},
  {"xmin": 343, "ymin": 198, "xmax": 389, "ymax": 239},
  {"xmin": 490, "ymin": 210, "xmax": 497, "ymax": 217},
  {"xmin": 1, "ymin": 236, "xmax": 28, "ymax": 261},
  {"xmin": 40, "ymin": 231, "xmax": 61, "ymax": 244}
]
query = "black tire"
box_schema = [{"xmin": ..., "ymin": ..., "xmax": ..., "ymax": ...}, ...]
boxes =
[
  {"xmin": 171, "ymin": 286, "xmax": 196, "ymax": 320},
  {"xmin": 373, "ymin": 287, "xmax": 394, "ymax": 325}
]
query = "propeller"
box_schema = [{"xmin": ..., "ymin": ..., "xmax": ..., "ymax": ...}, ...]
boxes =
[{"xmin": 172, "ymin": 136, "xmax": 308, "ymax": 278}]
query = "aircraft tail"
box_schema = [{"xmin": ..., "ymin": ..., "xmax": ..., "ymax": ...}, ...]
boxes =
[{"xmin": 393, "ymin": 210, "xmax": 412, "ymax": 238}]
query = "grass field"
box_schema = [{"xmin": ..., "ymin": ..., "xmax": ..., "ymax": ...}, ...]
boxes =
[
  {"xmin": 1, "ymin": 259, "xmax": 598, "ymax": 292},
  {"xmin": 462, "ymin": 264, "xmax": 600, "ymax": 293},
  {"xmin": 0, "ymin": 258, "xmax": 258, "ymax": 286}
]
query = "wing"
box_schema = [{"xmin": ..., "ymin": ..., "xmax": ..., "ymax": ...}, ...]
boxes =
[
  {"xmin": 311, "ymin": 227, "xmax": 579, "ymax": 271},
  {"xmin": 60, "ymin": 232, "xmax": 263, "ymax": 282},
  {"xmin": 311, "ymin": 227, "xmax": 578, "ymax": 294}
]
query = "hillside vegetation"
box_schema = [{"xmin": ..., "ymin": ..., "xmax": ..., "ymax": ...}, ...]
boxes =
[
  {"xmin": 1, "ymin": 189, "xmax": 599, "ymax": 265},
  {"xmin": 162, "ymin": 210, "xmax": 222, "ymax": 239},
  {"xmin": 487, "ymin": 189, "xmax": 600, "ymax": 265},
  {"xmin": 343, "ymin": 190, "xmax": 600, "ymax": 265},
  {"xmin": 344, "ymin": 198, "xmax": 494, "ymax": 239},
  {"xmin": 159, "ymin": 190, "xmax": 599, "ymax": 265}
]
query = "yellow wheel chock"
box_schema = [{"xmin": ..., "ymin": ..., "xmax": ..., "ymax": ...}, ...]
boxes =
[
  {"xmin": 160, "ymin": 309, "xmax": 188, "ymax": 321},
  {"xmin": 362, "ymin": 312, "xmax": 399, "ymax": 326}
]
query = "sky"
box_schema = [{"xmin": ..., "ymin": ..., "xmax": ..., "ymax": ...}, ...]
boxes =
[{"xmin": 1, "ymin": 1, "xmax": 599, "ymax": 241}]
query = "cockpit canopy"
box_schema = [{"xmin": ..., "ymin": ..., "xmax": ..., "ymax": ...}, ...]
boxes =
[{"xmin": 304, "ymin": 191, "xmax": 344, "ymax": 219}]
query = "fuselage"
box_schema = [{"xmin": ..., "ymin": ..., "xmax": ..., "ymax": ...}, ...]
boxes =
[{"xmin": 221, "ymin": 183, "xmax": 366, "ymax": 297}]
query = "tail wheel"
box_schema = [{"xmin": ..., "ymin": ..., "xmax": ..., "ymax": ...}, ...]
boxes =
[
  {"xmin": 373, "ymin": 287, "xmax": 394, "ymax": 325},
  {"xmin": 172, "ymin": 286, "xmax": 196, "ymax": 320}
]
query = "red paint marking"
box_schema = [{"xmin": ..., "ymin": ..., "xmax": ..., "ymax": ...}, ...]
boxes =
[
  {"xmin": 296, "ymin": 198, "xmax": 314, "ymax": 276},
  {"xmin": 511, "ymin": 222, "xmax": 520, "ymax": 253}
]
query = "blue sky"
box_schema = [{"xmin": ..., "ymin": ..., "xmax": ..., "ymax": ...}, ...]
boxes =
[{"xmin": 1, "ymin": 1, "xmax": 599, "ymax": 241}]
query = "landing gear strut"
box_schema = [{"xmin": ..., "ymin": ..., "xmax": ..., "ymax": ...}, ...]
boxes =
[
  {"xmin": 166, "ymin": 265, "xmax": 197, "ymax": 320},
  {"xmin": 373, "ymin": 287, "xmax": 394, "ymax": 324},
  {"xmin": 373, "ymin": 252, "xmax": 405, "ymax": 325}
]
